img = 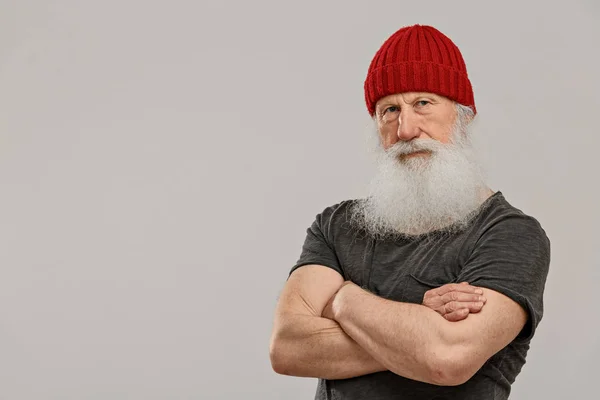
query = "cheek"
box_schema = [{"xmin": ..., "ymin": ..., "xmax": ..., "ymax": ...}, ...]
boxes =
[
  {"xmin": 378, "ymin": 125, "xmax": 398, "ymax": 149},
  {"xmin": 427, "ymin": 121, "xmax": 454, "ymax": 143},
  {"xmin": 380, "ymin": 134, "xmax": 396, "ymax": 150},
  {"xmin": 436, "ymin": 132, "xmax": 453, "ymax": 144}
]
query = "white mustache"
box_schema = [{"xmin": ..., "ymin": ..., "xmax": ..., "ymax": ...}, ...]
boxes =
[{"xmin": 386, "ymin": 139, "xmax": 447, "ymax": 157}]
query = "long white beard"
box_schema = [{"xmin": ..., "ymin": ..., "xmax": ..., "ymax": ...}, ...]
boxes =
[{"xmin": 350, "ymin": 120, "xmax": 488, "ymax": 238}]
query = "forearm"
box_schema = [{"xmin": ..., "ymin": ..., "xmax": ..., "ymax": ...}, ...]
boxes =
[
  {"xmin": 270, "ymin": 313, "xmax": 386, "ymax": 380},
  {"xmin": 332, "ymin": 285, "xmax": 453, "ymax": 385}
]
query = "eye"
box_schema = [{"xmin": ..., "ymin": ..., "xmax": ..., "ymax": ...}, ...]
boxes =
[
  {"xmin": 415, "ymin": 100, "xmax": 431, "ymax": 107},
  {"xmin": 377, "ymin": 105, "xmax": 401, "ymax": 122}
]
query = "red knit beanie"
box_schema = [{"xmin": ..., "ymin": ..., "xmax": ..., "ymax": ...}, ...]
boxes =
[{"xmin": 364, "ymin": 24, "xmax": 476, "ymax": 116}]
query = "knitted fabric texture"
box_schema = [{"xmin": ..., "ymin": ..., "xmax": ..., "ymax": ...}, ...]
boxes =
[{"xmin": 364, "ymin": 24, "xmax": 476, "ymax": 116}]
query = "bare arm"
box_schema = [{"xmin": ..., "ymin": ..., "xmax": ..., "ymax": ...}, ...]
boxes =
[
  {"xmin": 328, "ymin": 282, "xmax": 526, "ymax": 386},
  {"xmin": 269, "ymin": 265, "xmax": 386, "ymax": 380}
]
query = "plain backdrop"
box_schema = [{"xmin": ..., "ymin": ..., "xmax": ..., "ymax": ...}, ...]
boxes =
[{"xmin": 0, "ymin": 1, "xmax": 598, "ymax": 399}]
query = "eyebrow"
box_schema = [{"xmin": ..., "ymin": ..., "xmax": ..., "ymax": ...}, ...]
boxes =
[
  {"xmin": 377, "ymin": 95, "xmax": 428, "ymax": 110},
  {"xmin": 403, "ymin": 93, "xmax": 436, "ymax": 101}
]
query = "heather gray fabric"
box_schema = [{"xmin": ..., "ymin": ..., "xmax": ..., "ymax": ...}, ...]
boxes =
[{"xmin": 290, "ymin": 192, "xmax": 551, "ymax": 400}]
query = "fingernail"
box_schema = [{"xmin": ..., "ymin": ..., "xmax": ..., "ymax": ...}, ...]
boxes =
[
  {"xmin": 475, "ymin": 289, "xmax": 483, "ymax": 294},
  {"xmin": 477, "ymin": 302, "xmax": 483, "ymax": 307},
  {"xmin": 479, "ymin": 296, "xmax": 486, "ymax": 302}
]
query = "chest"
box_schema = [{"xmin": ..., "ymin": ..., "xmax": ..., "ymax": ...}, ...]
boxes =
[{"xmin": 337, "ymin": 234, "xmax": 471, "ymax": 304}]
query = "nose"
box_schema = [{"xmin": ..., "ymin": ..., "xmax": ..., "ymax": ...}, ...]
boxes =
[{"xmin": 397, "ymin": 110, "xmax": 420, "ymax": 141}]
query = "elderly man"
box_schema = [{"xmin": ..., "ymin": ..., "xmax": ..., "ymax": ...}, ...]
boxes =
[{"xmin": 269, "ymin": 24, "xmax": 550, "ymax": 400}]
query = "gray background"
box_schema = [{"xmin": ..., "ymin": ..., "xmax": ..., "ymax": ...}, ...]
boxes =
[{"xmin": 0, "ymin": 0, "xmax": 598, "ymax": 399}]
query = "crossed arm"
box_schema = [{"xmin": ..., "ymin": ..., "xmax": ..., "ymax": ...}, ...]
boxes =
[
  {"xmin": 269, "ymin": 265, "xmax": 527, "ymax": 385},
  {"xmin": 269, "ymin": 266, "xmax": 385, "ymax": 380}
]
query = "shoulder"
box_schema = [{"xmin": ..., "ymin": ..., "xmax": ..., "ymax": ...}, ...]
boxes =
[
  {"xmin": 466, "ymin": 192, "xmax": 551, "ymax": 271},
  {"xmin": 476, "ymin": 192, "xmax": 550, "ymax": 246},
  {"xmin": 305, "ymin": 199, "xmax": 364, "ymax": 243},
  {"xmin": 311, "ymin": 199, "xmax": 359, "ymax": 226}
]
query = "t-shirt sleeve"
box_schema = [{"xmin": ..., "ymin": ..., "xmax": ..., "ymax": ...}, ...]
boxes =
[
  {"xmin": 457, "ymin": 213, "xmax": 551, "ymax": 343},
  {"xmin": 289, "ymin": 205, "xmax": 345, "ymax": 279}
]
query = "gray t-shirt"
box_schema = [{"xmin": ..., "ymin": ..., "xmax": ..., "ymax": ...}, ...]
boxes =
[{"xmin": 290, "ymin": 192, "xmax": 550, "ymax": 400}]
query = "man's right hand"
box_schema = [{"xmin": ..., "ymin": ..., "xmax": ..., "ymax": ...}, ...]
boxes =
[{"xmin": 422, "ymin": 282, "xmax": 487, "ymax": 322}]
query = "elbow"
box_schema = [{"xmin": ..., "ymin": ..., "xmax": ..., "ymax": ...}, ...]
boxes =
[
  {"xmin": 269, "ymin": 333, "xmax": 293, "ymax": 376},
  {"xmin": 426, "ymin": 346, "xmax": 479, "ymax": 386},
  {"xmin": 428, "ymin": 362, "xmax": 475, "ymax": 386}
]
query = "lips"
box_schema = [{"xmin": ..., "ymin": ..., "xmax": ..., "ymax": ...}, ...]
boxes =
[{"xmin": 399, "ymin": 150, "xmax": 432, "ymax": 159}]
